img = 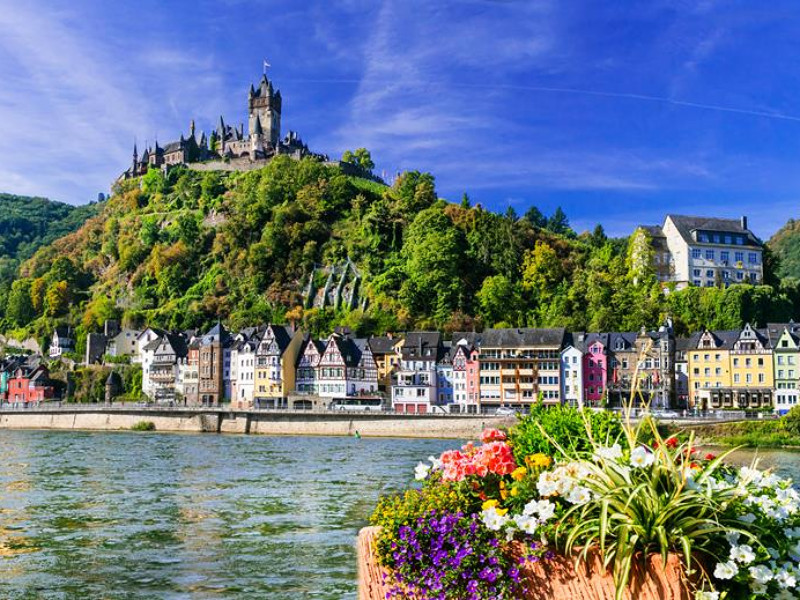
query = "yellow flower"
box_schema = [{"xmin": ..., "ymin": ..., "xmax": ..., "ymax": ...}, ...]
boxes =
[
  {"xmin": 510, "ymin": 486, "xmax": 519, "ymax": 497},
  {"xmin": 529, "ymin": 453, "xmax": 552, "ymax": 468},
  {"xmin": 496, "ymin": 507, "xmax": 508, "ymax": 516},
  {"xmin": 511, "ymin": 466, "xmax": 527, "ymax": 481},
  {"xmin": 482, "ymin": 499, "xmax": 499, "ymax": 510},
  {"xmin": 499, "ymin": 480, "xmax": 509, "ymax": 500}
]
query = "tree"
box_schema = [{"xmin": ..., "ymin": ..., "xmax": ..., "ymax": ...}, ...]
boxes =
[
  {"xmin": 461, "ymin": 193, "xmax": 471, "ymax": 209},
  {"xmin": 477, "ymin": 275, "xmax": 522, "ymax": 326},
  {"xmin": 523, "ymin": 205, "xmax": 546, "ymax": 228},
  {"xmin": 400, "ymin": 208, "xmax": 464, "ymax": 323},
  {"xmin": 7, "ymin": 279, "xmax": 35, "ymax": 327},
  {"xmin": 626, "ymin": 227, "xmax": 655, "ymax": 286},
  {"xmin": 30, "ymin": 277, "xmax": 47, "ymax": 314},
  {"xmin": 521, "ymin": 241, "xmax": 565, "ymax": 299},
  {"xmin": 547, "ymin": 206, "xmax": 572, "ymax": 236},
  {"xmin": 590, "ymin": 224, "xmax": 607, "ymax": 247},
  {"xmin": 44, "ymin": 280, "xmax": 70, "ymax": 317},
  {"xmin": 342, "ymin": 148, "xmax": 375, "ymax": 172}
]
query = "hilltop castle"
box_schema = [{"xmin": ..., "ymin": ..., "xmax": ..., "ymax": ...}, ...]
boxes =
[{"xmin": 121, "ymin": 72, "xmax": 324, "ymax": 179}]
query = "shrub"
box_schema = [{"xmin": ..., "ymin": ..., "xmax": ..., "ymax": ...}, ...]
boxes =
[
  {"xmin": 131, "ymin": 421, "xmax": 155, "ymax": 431},
  {"xmin": 508, "ymin": 401, "xmax": 623, "ymax": 463}
]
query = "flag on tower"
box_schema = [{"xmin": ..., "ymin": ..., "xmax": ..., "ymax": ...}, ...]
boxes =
[{"xmin": 263, "ymin": 59, "xmax": 271, "ymax": 74}]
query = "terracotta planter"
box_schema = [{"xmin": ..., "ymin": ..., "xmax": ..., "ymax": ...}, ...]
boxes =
[{"xmin": 357, "ymin": 526, "xmax": 693, "ymax": 600}]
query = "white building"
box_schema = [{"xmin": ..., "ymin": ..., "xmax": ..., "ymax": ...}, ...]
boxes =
[
  {"xmin": 644, "ymin": 215, "xmax": 762, "ymax": 290},
  {"xmin": 392, "ymin": 332, "xmax": 442, "ymax": 414},
  {"xmin": 561, "ymin": 335, "xmax": 585, "ymax": 408},
  {"xmin": 231, "ymin": 338, "xmax": 257, "ymax": 407},
  {"xmin": 49, "ymin": 326, "xmax": 74, "ymax": 359}
]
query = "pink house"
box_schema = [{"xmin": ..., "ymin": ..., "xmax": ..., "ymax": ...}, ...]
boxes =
[
  {"xmin": 583, "ymin": 334, "xmax": 609, "ymax": 406},
  {"xmin": 451, "ymin": 340, "xmax": 481, "ymax": 414}
]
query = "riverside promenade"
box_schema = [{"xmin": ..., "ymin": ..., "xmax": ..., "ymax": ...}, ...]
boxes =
[{"xmin": 0, "ymin": 405, "xmax": 513, "ymax": 438}]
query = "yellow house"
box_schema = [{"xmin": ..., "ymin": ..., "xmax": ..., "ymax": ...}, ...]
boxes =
[
  {"xmin": 690, "ymin": 325, "xmax": 775, "ymax": 410},
  {"xmin": 728, "ymin": 324, "xmax": 774, "ymax": 408},
  {"xmin": 367, "ymin": 335, "xmax": 403, "ymax": 393},
  {"xmin": 253, "ymin": 324, "xmax": 304, "ymax": 408},
  {"xmin": 689, "ymin": 329, "xmax": 735, "ymax": 408}
]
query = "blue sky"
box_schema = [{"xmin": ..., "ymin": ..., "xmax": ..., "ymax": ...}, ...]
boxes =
[{"xmin": 1, "ymin": 1, "xmax": 800, "ymax": 237}]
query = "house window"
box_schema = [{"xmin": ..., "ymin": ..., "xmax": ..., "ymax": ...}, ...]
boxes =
[
  {"xmin": 720, "ymin": 251, "xmax": 729, "ymax": 262},
  {"xmin": 693, "ymin": 269, "xmax": 701, "ymax": 277},
  {"xmin": 693, "ymin": 280, "xmax": 701, "ymax": 287},
  {"xmin": 706, "ymin": 270, "xmax": 714, "ymax": 278},
  {"xmin": 737, "ymin": 272, "xmax": 744, "ymax": 280},
  {"xmin": 735, "ymin": 252, "xmax": 744, "ymax": 263},
  {"xmin": 692, "ymin": 248, "xmax": 701, "ymax": 259},
  {"xmin": 705, "ymin": 250, "xmax": 715, "ymax": 260},
  {"xmin": 748, "ymin": 253, "xmax": 758, "ymax": 264}
]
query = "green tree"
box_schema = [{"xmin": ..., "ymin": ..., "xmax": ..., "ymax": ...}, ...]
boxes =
[
  {"xmin": 477, "ymin": 274, "xmax": 522, "ymax": 326},
  {"xmin": 547, "ymin": 206, "xmax": 572, "ymax": 236},
  {"xmin": 626, "ymin": 227, "xmax": 655, "ymax": 285},
  {"xmin": 44, "ymin": 280, "xmax": 70, "ymax": 317},
  {"xmin": 521, "ymin": 241, "xmax": 565, "ymax": 299},
  {"xmin": 7, "ymin": 279, "xmax": 34, "ymax": 326},
  {"xmin": 400, "ymin": 208, "xmax": 464, "ymax": 323},
  {"xmin": 523, "ymin": 205, "xmax": 546, "ymax": 228},
  {"xmin": 342, "ymin": 148, "xmax": 375, "ymax": 172}
]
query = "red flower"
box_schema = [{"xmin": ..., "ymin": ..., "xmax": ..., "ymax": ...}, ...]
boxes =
[
  {"xmin": 704, "ymin": 453, "xmax": 716, "ymax": 461},
  {"xmin": 480, "ymin": 428, "xmax": 507, "ymax": 444},
  {"xmin": 665, "ymin": 436, "xmax": 679, "ymax": 449}
]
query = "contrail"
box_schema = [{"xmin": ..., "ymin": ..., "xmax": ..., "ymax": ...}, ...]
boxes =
[{"xmin": 281, "ymin": 78, "xmax": 800, "ymax": 123}]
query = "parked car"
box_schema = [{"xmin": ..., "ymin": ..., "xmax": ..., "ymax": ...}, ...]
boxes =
[{"xmin": 494, "ymin": 406, "xmax": 516, "ymax": 416}]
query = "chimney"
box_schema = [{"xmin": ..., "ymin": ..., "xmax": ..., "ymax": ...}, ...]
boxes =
[{"xmin": 741, "ymin": 215, "xmax": 748, "ymax": 231}]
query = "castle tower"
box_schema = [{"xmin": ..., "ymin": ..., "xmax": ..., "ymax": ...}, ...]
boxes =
[
  {"xmin": 248, "ymin": 74, "xmax": 281, "ymax": 148},
  {"xmin": 250, "ymin": 115, "xmax": 264, "ymax": 159},
  {"xmin": 132, "ymin": 142, "xmax": 138, "ymax": 174}
]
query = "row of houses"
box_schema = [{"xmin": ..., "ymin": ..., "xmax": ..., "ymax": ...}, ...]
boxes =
[{"xmin": 38, "ymin": 315, "xmax": 800, "ymax": 415}]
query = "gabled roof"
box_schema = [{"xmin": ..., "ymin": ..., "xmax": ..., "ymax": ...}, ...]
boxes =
[
  {"xmin": 695, "ymin": 329, "xmax": 740, "ymax": 349},
  {"xmin": 607, "ymin": 332, "xmax": 638, "ymax": 351},
  {"xmin": 563, "ymin": 332, "xmax": 588, "ymax": 353},
  {"xmin": 367, "ymin": 335, "xmax": 397, "ymax": 355},
  {"xmin": 401, "ymin": 332, "xmax": 443, "ymax": 361},
  {"xmin": 479, "ymin": 328, "xmax": 566, "ymax": 349},
  {"xmin": 665, "ymin": 215, "xmax": 761, "ymax": 248},
  {"xmin": 201, "ymin": 323, "xmax": 230, "ymax": 346}
]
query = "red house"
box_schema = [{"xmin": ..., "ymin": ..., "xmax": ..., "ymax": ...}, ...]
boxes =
[
  {"xmin": 583, "ymin": 334, "xmax": 609, "ymax": 406},
  {"xmin": 7, "ymin": 365, "xmax": 54, "ymax": 404}
]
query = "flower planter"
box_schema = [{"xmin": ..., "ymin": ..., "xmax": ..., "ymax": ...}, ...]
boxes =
[{"xmin": 357, "ymin": 526, "xmax": 693, "ymax": 600}]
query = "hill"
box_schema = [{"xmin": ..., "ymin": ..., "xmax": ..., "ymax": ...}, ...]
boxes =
[
  {"xmin": 0, "ymin": 193, "xmax": 103, "ymax": 283},
  {"xmin": 768, "ymin": 218, "xmax": 800, "ymax": 280},
  {"xmin": 2, "ymin": 157, "xmax": 800, "ymax": 354}
]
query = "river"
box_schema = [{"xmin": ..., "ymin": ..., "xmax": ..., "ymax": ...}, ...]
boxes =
[{"xmin": 0, "ymin": 431, "xmax": 797, "ymax": 599}]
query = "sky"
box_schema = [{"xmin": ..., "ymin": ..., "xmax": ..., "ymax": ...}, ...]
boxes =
[{"xmin": 1, "ymin": 0, "xmax": 800, "ymax": 238}]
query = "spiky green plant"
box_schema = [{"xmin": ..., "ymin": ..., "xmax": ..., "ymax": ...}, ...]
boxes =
[{"xmin": 547, "ymin": 344, "xmax": 763, "ymax": 600}]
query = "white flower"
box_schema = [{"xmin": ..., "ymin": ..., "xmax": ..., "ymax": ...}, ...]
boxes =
[
  {"xmin": 566, "ymin": 486, "xmax": 592, "ymax": 505},
  {"xmin": 537, "ymin": 471, "xmax": 559, "ymax": 497},
  {"xmin": 556, "ymin": 476, "xmax": 577, "ymax": 496},
  {"xmin": 776, "ymin": 568, "xmax": 797, "ymax": 589},
  {"xmin": 775, "ymin": 590, "xmax": 795, "ymax": 600},
  {"xmin": 427, "ymin": 455, "xmax": 443, "ymax": 470},
  {"xmin": 513, "ymin": 514, "xmax": 539, "ymax": 535},
  {"xmin": 749, "ymin": 564, "xmax": 774, "ymax": 584},
  {"xmin": 695, "ymin": 590, "xmax": 720, "ymax": 600},
  {"xmin": 786, "ymin": 527, "xmax": 800, "ymax": 539},
  {"xmin": 724, "ymin": 530, "xmax": 741, "ymax": 546},
  {"xmin": 730, "ymin": 544, "xmax": 756, "ymax": 565},
  {"xmin": 414, "ymin": 462, "xmax": 430, "ymax": 481},
  {"xmin": 630, "ymin": 446, "xmax": 655, "ymax": 469},
  {"xmin": 740, "ymin": 466, "xmax": 763, "ymax": 485},
  {"xmin": 713, "ymin": 560, "xmax": 738, "ymax": 580},
  {"xmin": 481, "ymin": 506, "xmax": 510, "ymax": 531},
  {"xmin": 738, "ymin": 513, "xmax": 757, "ymax": 524},
  {"xmin": 523, "ymin": 499, "xmax": 556, "ymax": 521},
  {"xmin": 750, "ymin": 581, "xmax": 768, "ymax": 595},
  {"xmin": 594, "ymin": 444, "xmax": 623, "ymax": 461}
]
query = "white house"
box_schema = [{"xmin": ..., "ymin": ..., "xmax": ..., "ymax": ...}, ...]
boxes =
[
  {"xmin": 644, "ymin": 215, "xmax": 763, "ymax": 290},
  {"xmin": 392, "ymin": 332, "xmax": 442, "ymax": 414},
  {"xmin": 561, "ymin": 335, "xmax": 585, "ymax": 408},
  {"xmin": 231, "ymin": 338, "xmax": 257, "ymax": 407},
  {"xmin": 49, "ymin": 326, "xmax": 74, "ymax": 359}
]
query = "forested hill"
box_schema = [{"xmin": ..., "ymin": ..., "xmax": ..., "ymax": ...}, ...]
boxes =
[
  {"xmin": 2, "ymin": 155, "xmax": 800, "ymax": 354},
  {"xmin": 0, "ymin": 193, "xmax": 103, "ymax": 283},
  {"xmin": 768, "ymin": 218, "xmax": 800, "ymax": 281}
]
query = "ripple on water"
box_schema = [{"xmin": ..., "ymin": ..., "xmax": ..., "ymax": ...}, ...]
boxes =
[{"xmin": 0, "ymin": 431, "xmax": 455, "ymax": 599}]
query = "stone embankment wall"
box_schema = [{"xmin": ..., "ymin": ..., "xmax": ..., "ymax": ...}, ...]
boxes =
[{"xmin": 0, "ymin": 409, "xmax": 511, "ymax": 439}]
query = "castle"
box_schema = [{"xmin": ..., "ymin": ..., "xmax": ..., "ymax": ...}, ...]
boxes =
[{"xmin": 121, "ymin": 72, "xmax": 324, "ymax": 179}]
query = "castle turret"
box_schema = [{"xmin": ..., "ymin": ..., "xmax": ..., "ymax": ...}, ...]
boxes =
[
  {"xmin": 249, "ymin": 74, "xmax": 281, "ymax": 147},
  {"xmin": 132, "ymin": 143, "xmax": 138, "ymax": 174}
]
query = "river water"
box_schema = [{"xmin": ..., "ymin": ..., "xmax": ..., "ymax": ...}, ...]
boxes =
[{"xmin": 0, "ymin": 431, "xmax": 797, "ymax": 600}]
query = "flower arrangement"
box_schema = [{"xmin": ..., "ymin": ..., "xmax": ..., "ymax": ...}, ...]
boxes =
[{"xmin": 368, "ymin": 400, "xmax": 800, "ymax": 600}]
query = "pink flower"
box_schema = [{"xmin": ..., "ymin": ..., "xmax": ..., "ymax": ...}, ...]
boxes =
[{"xmin": 480, "ymin": 428, "xmax": 507, "ymax": 443}]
